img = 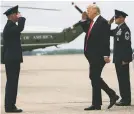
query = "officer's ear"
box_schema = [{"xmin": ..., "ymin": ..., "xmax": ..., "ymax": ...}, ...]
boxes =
[{"xmin": 7, "ymin": 14, "xmax": 12, "ymax": 19}]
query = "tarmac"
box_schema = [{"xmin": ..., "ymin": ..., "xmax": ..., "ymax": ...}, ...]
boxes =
[{"xmin": 1, "ymin": 55, "xmax": 134, "ymax": 114}]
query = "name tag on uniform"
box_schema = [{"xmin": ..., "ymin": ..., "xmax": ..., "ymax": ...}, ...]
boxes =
[{"xmin": 116, "ymin": 29, "xmax": 122, "ymax": 36}]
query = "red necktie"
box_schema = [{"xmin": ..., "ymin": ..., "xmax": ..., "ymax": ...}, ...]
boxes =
[{"xmin": 84, "ymin": 20, "xmax": 93, "ymax": 51}]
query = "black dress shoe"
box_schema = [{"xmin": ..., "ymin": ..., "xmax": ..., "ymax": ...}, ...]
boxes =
[
  {"xmin": 5, "ymin": 106, "xmax": 23, "ymax": 113},
  {"xmin": 84, "ymin": 105, "xmax": 101, "ymax": 110},
  {"xmin": 115, "ymin": 101, "xmax": 131, "ymax": 106},
  {"xmin": 108, "ymin": 95, "xmax": 119, "ymax": 109}
]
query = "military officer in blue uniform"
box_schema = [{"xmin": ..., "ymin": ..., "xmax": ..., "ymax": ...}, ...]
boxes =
[
  {"xmin": 109, "ymin": 10, "xmax": 133, "ymax": 106},
  {"xmin": 2, "ymin": 5, "xmax": 26, "ymax": 112}
]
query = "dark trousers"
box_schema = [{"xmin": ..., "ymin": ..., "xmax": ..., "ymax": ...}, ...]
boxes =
[
  {"xmin": 5, "ymin": 62, "xmax": 20, "ymax": 109},
  {"xmin": 87, "ymin": 56, "xmax": 115, "ymax": 106},
  {"xmin": 115, "ymin": 62, "xmax": 131, "ymax": 103}
]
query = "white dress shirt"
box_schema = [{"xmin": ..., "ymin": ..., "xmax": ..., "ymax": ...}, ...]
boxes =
[{"xmin": 91, "ymin": 14, "xmax": 100, "ymax": 29}]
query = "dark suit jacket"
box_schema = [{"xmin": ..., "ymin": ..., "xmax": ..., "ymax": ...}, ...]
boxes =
[
  {"xmin": 80, "ymin": 16, "xmax": 110, "ymax": 63},
  {"xmin": 2, "ymin": 17, "xmax": 26, "ymax": 64}
]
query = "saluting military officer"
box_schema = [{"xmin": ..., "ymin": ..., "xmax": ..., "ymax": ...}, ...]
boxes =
[
  {"xmin": 2, "ymin": 5, "xmax": 26, "ymax": 113},
  {"xmin": 109, "ymin": 10, "xmax": 133, "ymax": 106}
]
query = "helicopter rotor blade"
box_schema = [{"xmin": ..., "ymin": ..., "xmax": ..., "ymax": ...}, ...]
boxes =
[
  {"xmin": 0, "ymin": 5, "xmax": 61, "ymax": 11},
  {"xmin": 72, "ymin": 2, "xmax": 83, "ymax": 14}
]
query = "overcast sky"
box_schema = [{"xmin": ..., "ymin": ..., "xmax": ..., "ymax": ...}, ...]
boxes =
[{"xmin": 1, "ymin": 1, "xmax": 134, "ymax": 49}]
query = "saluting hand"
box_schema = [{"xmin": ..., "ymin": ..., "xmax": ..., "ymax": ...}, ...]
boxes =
[
  {"xmin": 108, "ymin": 16, "xmax": 114, "ymax": 24},
  {"xmin": 17, "ymin": 13, "xmax": 22, "ymax": 18},
  {"xmin": 82, "ymin": 12, "xmax": 88, "ymax": 20}
]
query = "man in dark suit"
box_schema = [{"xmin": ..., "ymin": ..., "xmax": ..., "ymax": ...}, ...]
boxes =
[
  {"xmin": 109, "ymin": 10, "xmax": 132, "ymax": 106},
  {"xmin": 2, "ymin": 5, "xmax": 26, "ymax": 113},
  {"xmin": 80, "ymin": 4, "xmax": 119, "ymax": 110}
]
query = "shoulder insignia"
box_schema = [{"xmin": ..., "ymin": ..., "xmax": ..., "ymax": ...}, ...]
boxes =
[{"xmin": 125, "ymin": 31, "xmax": 130, "ymax": 40}]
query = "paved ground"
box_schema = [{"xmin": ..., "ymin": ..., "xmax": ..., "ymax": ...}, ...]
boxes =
[{"xmin": 1, "ymin": 55, "xmax": 134, "ymax": 114}]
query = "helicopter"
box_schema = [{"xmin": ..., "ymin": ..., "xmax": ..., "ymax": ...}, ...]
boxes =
[{"xmin": 0, "ymin": 3, "xmax": 85, "ymax": 52}]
